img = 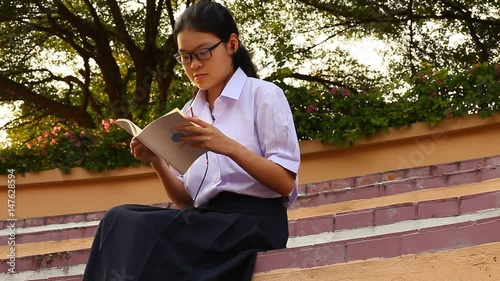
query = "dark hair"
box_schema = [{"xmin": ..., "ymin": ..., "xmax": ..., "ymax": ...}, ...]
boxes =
[{"xmin": 174, "ymin": 0, "xmax": 258, "ymax": 79}]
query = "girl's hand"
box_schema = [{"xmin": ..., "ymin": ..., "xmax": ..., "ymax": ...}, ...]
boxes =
[
  {"xmin": 177, "ymin": 116, "xmax": 239, "ymax": 156},
  {"xmin": 130, "ymin": 137, "xmax": 162, "ymax": 164}
]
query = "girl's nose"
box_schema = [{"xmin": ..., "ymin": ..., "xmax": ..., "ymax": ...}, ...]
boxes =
[{"xmin": 190, "ymin": 57, "xmax": 203, "ymax": 69}]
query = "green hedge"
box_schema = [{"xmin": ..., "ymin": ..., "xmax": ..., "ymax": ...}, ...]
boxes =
[{"xmin": 1, "ymin": 63, "xmax": 499, "ymax": 174}]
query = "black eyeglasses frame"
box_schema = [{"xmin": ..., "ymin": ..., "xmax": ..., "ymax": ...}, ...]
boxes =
[{"xmin": 173, "ymin": 40, "xmax": 223, "ymax": 65}]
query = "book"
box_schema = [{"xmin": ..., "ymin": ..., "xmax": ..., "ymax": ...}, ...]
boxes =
[{"xmin": 115, "ymin": 108, "xmax": 208, "ymax": 174}]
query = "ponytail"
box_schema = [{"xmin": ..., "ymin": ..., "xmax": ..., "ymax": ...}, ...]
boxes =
[{"xmin": 233, "ymin": 43, "xmax": 258, "ymax": 78}]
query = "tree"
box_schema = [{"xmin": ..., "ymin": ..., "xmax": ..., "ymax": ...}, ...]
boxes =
[
  {"xmin": 228, "ymin": 0, "xmax": 499, "ymax": 142},
  {"xmin": 0, "ymin": 0, "xmax": 190, "ymax": 143},
  {"xmin": 1, "ymin": 0, "xmax": 499, "ymax": 145},
  {"xmin": 235, "ymin": 0, "xmax": 499, "ymax": 82}
]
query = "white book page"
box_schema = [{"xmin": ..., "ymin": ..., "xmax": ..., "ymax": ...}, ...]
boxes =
[
  {"xmin": 115, "ymin": 119, "xmax": 142, "ymax": 136},
  {"xmin": 136, "ymin": 111, "xmax": 207, "ymax": 174}
]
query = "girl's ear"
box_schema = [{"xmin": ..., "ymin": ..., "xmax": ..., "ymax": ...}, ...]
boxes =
[{"xmin": 227, "ymin": 33, "xmax": 239, "ymax": 53}]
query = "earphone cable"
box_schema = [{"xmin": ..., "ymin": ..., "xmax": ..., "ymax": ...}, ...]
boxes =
[{"xmin": 192, "ymin": 152, "xmax": 209, "ymax": 205}]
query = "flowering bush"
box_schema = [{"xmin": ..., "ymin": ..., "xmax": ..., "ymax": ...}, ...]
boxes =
[
  {"xmin": 290, "ymin": 84, "xmax": 405, "ymax": 146},
  {"xmin": 1, "ymin": 63, "xmax": 498, "ymax": 174},
  {"xmin": 290, "ymin": 62, "xmax": 500, "ymax": 146},
  {"xmin": 0, "ymin": 119, "xmax": 144, "ymax": 174},
  {"xmin": 400, "ymin": 62, "xmax": 500, "ymax": 125}
]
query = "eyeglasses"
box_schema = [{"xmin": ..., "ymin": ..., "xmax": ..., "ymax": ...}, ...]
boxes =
[{"xmin": 173, "ymin": 41, "xmax": 223, "ymax": 65}]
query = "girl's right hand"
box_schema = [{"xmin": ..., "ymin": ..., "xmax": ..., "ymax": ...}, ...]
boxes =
[{"xmin": 130, "ymin": 137, "xmax": 161, "ymax": 163}]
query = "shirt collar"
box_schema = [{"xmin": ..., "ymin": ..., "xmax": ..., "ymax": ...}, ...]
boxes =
[
  {"xmin": 191, "ymin": 67, "xmax": 247, "ymax": 110},
  {"xmin": 219, "ymin": 67, "xmax": 247, "ymax": 100}
]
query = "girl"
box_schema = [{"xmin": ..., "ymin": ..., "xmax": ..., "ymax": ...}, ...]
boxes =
[{"xmin": 82, "ymin": 1, "xmax": 300, "ymax": 280}]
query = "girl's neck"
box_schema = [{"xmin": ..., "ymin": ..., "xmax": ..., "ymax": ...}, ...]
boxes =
[
  {"xmin": 206, "ymin": 68, "xmax": 235, "ymax": 110},
  {"xmin": 206, "ymin": 87, "xmax": 222, "ymax": 111}
]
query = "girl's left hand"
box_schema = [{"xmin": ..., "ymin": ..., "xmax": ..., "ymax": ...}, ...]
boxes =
[{"xmin": 177, "ymin": 116, "xmax": 238, "ymax": 156}]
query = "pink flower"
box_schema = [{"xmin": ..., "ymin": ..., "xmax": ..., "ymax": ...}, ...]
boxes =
[
  {"xmin": 37, "ymin": 136, "xmax": 44, "ymax": 142},
  {"xmin": 43, "ymin": 131, "xmax": 50, "ymax": 138},
  {"xmin": 418, "ymin": 74, "xmax": 428, "ymax": 83},
  {"xmin": 50, "ymin": 139, "xmax": 58, "ymax": 145},
  {"xmin": 76, "ymin": 141, "xmax": 81, "ymax": 147},
  {"xmin": 64, "ymin": 132, "xmax": 72, "ymax": 138},
  {"xmin": 109, "ymin": 118, "xmax": 115, "ymax": 125},
  {"xmin": 329, "ymin": 86, "xmax": 338, "ymax": 95},
  {"xmin": 340, "ymin": 88, "xmax": 350, "ymax": 96},
  {"xmin": 306, "ymin": 105, "xmax": 318, "ymax": 114},
  {"xmin": 101, "ymin": 120, "xmax": 110, "ymax": 131},
  {"xmin": 69, "ymin": 136, "xmax": 77, "ymax": 143},
  {"xmin": 26, "ymin": 143, "xmax": 33, "ymax": 149},
  {"xmin": 52, "ymin": 126, "xmax": 61, "ymax": 135},
  {"xmin": 80, "ymin": 130, "xmax": 86, "ymax": 137}
]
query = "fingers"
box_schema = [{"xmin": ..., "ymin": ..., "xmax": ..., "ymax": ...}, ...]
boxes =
[
  {"xmin": 184, "ymin": 116, "xmax": 209, "ymax": 128},
  {"xmin": 130, "ymin": 137, "xmax": 147, "ymax": 156},
  {"xmin": 130, "ymin": 137, "xmax": 142, "ymax": 151}
]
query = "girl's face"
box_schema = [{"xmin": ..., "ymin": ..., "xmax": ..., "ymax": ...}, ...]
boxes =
[{"xmin": 176, "ymin": 30, "xmax": 234, "ymax": 97}]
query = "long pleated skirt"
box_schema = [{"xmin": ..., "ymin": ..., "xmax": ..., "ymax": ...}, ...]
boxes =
[{"xmin": 82, "ymin": 191, "xmax": 289, "ymax": 281}]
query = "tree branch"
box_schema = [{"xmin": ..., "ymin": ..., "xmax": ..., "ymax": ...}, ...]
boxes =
[
  {"xmin": 440, "ymin": 0, "xmax": 490, "ymax": 62},
  {"xmin": 105, "ymin": 0, "xmax": 141, "ymax": 59},
  {"xmin": 0, "ymin": 74, "xmax": 96, "ymax": 128}
]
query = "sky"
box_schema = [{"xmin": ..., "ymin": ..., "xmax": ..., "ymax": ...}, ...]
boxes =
[{"xmin": 0, "ymin": 105, "xmax": 12, "ymax": 147}]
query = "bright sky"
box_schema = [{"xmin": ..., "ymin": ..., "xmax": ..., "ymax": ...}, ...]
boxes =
[
  {"xmin": 0, "ymin": 104, "xmax": 13, "ymax": 147},
  {"xmin": 348, "ymin": 38, "xmax": 389, "ymax": 70}
]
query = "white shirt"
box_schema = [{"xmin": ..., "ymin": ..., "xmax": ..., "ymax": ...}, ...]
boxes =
[{"xmin": 172, "ymin": 68, "xmax": 300, "ymax": 207}]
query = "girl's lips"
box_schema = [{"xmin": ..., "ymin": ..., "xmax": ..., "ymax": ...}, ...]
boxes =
[{"xmin": 194, "ymin": 73, "xmax": 207, "ymax": 81}]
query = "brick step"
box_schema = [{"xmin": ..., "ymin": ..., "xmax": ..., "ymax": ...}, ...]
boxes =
[
  {"xmin": 2, "ymin": 178, "xmax": 499, "ymax": 279},
  {"xmin": 3, "ymin": 180, "xmax": 500, "ymax": 247},
  {"xmin": 0, "ymin": 222, "xmax": 99, "ymax": 246},
  {"xmin": 255, "ymin": 213, "xmax": 500, "ymax": 274},
  {"xmin": 17, "ymin": 241, "xmax": 500, "ymax": 280},
  {"xmin": 2, "ymin": 155, "xmax": 499, "ymax": 232},
  {"xmin": 0, "ymin": 155, "xmax": 497, "ymax": 280},
  {"xmin": 292, "ymin": 160, "xmax": 500, "ymax": 210},
  {"xmin": 252, "ymin": 242, "xmax": 500, "ymax": 281},
  {"xmin": 290, "ymin": 188, "xmax": 500, "ymax": 237},
  {"xmin": 2, "ymin": 209, "xmax": 500, "ymax": 280}
]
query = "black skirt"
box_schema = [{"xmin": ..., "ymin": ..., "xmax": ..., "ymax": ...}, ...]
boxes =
[{"xmin": 82, "ymin": 191, "xmax": 289, "ymax": 281}]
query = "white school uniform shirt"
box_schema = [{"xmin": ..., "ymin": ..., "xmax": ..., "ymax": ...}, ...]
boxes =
[{"xmin": 172, "ymin": 68, "xmax": 301, "ymax": 207}]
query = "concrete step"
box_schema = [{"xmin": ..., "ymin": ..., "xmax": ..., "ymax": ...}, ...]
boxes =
[
  {"xmin": 3, "ymin": 179, "xmax": 500, "ymax": 248},
  {"xmin": 2, "ymin": 155, "xmax": 499, "ymax": 237},
  {"xmin": 1, "ymin": 155, "xmax": 499, "ymax": 280},
  {"xmin": 292, "ymin": 157, "xmax": 500, "ymax": 210},
  {"xmin": 252, "ymin": 241, "xmax": 500, "ymax": 281},
  {"xmin": 256, "ymin": 208, "xmax": 500, "ymax": 273},
  {"xmin": 2, "ymin": 155, "xmax": 499, "ymax": 232},
  {"xmin": 2, "ymin": 207, "xmax": 500, "ymax": 280},
  {"xmin": 1, "ymin": 177, "xmax": 500, "ymax": 280}
]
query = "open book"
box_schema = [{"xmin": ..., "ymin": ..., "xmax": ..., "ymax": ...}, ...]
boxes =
[{"xmin": 115, "ymin": 108, "xmax": 208, "ymax": 174}]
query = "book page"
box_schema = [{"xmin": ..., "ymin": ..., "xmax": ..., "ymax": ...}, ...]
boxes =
[
  {"xmin": 115, "ymin": 119, "xmax": 142, "ymax": 136},
  {"xmin": 137, "ymin": 110, "xmax": 207, "ymax": 174}
]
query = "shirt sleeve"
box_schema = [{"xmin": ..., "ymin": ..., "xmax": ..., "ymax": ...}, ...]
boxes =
[{"xmin": 255, "ymin": 87, "xmax": 300, "ymax": 174}]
